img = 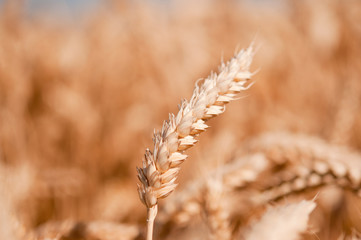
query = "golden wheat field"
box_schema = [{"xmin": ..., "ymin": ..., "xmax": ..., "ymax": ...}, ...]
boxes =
[{"xmin": 1, "ymin": 0, "xmax": 361, "ymax": 239}]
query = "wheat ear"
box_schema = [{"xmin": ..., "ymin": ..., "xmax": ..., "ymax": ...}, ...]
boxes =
[
  {"xmin": 136, "ymin": 46, "xmax": 254, "ymax": 240},
  {"xmin": 243, "ymin": 200, "xmax": 316, "ymax": 240},
  {"xmin": 243, "ymin": 132, "xmax": 361, "ymax": 204},
  {"xmin": 159, "ymin": 132, "xmax": 361, "ymax": 227},
  {"xmin": 246, "ymin": 132, "xmax": 361, "ymax": 188}
]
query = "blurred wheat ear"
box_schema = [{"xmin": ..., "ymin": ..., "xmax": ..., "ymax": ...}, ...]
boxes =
[
  {"xmin": 136, "ymin": 45, "xmax": 255, "ymax": 240},
  {"xmin": 243, "ymin": 200, "xmax": 316, "ymax": 240}
]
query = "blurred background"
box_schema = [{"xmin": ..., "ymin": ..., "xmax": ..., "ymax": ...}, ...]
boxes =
[{"xmin": 0, "ymin": 0, "xmax": 360, "ymax": 239}]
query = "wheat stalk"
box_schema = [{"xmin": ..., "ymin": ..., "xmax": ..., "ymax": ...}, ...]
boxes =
[{"xmin": 136, "ymin": 46, "xmax": 254, "ymax": 240}]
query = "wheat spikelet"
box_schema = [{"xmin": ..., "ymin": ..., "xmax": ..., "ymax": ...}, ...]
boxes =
[
  {"xmin": 242, "ymin": 200, "xmax": 316, "ymax": 240},
  {"xmin": 136, "ymin": 46, "xmax": 254, "ymax": 239}
]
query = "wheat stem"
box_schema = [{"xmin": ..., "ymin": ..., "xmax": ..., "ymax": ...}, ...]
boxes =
[{"xmin": 146, "ymin": 205, "xmax": 157, "ymax": 240}]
